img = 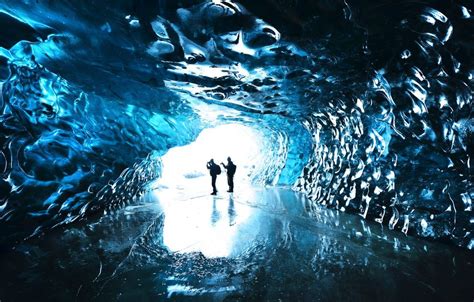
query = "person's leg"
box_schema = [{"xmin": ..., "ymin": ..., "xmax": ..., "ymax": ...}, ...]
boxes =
[
  {"xmin": 211, "ymin": 175, "xmax": 217, "ymax": 194},
  {"xmin": 227, "ymin": 175, "xmax": 231, "ymax": 191}
]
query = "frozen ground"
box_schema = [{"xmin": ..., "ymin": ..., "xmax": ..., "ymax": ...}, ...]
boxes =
[{"xmin": 1, "ymin": 185, "xmax": 472, "ymax": 301}]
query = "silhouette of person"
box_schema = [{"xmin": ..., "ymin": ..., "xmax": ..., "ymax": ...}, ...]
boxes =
[
  {"xmin": 206, "ymin": 159, "xmax": 220, "ymax": 195},
  {"xmin": 221, "ymin": 157, "xmax": 236, "ymax": 193}
]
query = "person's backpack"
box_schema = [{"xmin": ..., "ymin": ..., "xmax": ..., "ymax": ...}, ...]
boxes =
[{"xmin": 216, "ymin": 165, "xmax": 221, "ymax": 175}]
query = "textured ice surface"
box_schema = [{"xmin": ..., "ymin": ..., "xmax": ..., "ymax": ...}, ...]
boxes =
[
  {"xmin": 0, "ymin": 188, "xmax": 472, "ymax": 300},
  {"xmin": 0, "ymin": 0, "xmax": 472, "ymax": 249}
]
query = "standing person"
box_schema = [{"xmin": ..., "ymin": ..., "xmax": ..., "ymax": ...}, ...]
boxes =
[
  {"xmin": 206, "ymin": 159, "xmax": 221, "ymax": 195},
  {"xmin": 221, "ymin": 157, "xmax": 236, "ymax": 193}
]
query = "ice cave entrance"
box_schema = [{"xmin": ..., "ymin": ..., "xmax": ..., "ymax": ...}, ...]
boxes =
[
  {"xmin": 156, "ymin": 123, "xmax": 265, "ymax": 195},
  {"xmin": 152, "ymin": 123, "xmax": 265, "ymax": 257}
]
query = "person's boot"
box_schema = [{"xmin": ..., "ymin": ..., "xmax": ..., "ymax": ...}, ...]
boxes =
[{"xmin": 211, "ymin": 191, "xmax": 217, "ymax": 195}]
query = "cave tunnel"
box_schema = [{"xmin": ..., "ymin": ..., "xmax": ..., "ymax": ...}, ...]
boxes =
[{"xmin": 0, "ymin": 0, "xmax": 473, "ymax": 301}]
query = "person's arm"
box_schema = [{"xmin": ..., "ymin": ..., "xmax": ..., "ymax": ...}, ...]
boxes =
[{"xmin": 221, "ymin": 163, "xmax": 227, "ymax": 169}]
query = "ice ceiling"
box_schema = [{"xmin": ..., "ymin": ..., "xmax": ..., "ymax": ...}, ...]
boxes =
[{"xmin": 0, "ymin": 0, "xmax": 472, "ymax": 249}]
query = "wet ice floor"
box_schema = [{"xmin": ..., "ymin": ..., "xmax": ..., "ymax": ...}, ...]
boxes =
[
  {"xmin": 1, "ymin": 186, "xmax": 473, "ymax": 301},
  {"xmin": 156, "ymin": 185, "xmax": 310, "ymax": 259}
]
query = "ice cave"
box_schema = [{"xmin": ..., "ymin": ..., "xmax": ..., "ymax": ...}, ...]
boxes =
[{"xmin": 0, "ymin": 0, "xmax": 472, "ymax": 301}]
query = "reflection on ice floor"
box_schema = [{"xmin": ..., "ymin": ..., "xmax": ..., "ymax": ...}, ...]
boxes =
[
  {"xmin": 160, "ymin": 193, "xmax": 249, "ymax": 258},
  {"xmin": 157, "ymin": 184, "xmax": 291, "ymax": 258},
  {"xmin": 1, "ymin": 186, "xmax": 473, "ymax": 301}
]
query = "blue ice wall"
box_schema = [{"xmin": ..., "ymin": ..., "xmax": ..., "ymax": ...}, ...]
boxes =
[
  {"xmin": 0, "ymin": 52, "xmax": 202, "ymax": 242},
  {"xmin": 0, "ymin": 0, "xmax": 472, "ymax": 248},
  {"xmin": 289, "ymin": 1, "xmax": 473, "ymax": 248}
]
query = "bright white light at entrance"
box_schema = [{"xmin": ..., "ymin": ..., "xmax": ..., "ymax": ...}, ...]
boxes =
[
  {"xmin": 156, "ymin": 124, "xmax": 264, "ymax": 193},
  {"xmin": 153, "ymin": 124, "xmax": 265, "ymax": 258}
]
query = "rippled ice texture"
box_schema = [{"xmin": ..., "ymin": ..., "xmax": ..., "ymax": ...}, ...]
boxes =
[
  {"xmin": 0, "ymin": 0, "xmax": 472, "ymax": 249},
  {"xmin": 1, "ymin": 188, "xmax": 472, "ymax": 301}
]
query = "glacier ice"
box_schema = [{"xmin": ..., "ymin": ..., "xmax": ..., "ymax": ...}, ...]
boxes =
[{"xmin": 0, "ymin": 0, "xmax": 472, "ymax": 251}]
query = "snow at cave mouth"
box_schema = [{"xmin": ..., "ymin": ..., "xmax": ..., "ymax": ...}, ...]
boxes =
[{"xmin": 156, "ymin": 124, "xmax": 265, "ymax": 192}]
